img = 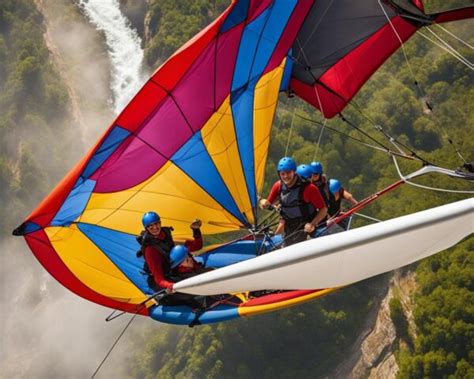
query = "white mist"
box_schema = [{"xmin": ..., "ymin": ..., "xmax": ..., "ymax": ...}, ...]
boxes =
[{"xmin": 77, "ymin": 0, "xmax": 147, "ymax": 114}]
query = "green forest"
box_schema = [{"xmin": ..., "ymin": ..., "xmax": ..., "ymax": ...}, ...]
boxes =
[
  {"xmin": 1, "ymin": 0, "xmax": 472, "ymax": 378},
  {"xmin": 0, "ymin": 0, "xmax": 83, "ymax": 237}
]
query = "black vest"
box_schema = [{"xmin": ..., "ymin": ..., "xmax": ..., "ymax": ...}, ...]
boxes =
[
  {"xmin": 279, "ymin": 177, "xmax": 316, "ymax": 223},
  {"xmin": 328, "ymin": 188, "xmax": 344, "ymax": 217},
  {"xmin": 136, "ymin": 227, "xmax": 175, "ymax": 288},
  {"xmin": 312, "ymin": 175, "xmax": 329, "ymax": 206}
]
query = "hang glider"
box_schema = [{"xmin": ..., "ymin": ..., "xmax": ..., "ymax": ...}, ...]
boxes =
[{"xmin": 13, "ymin": 0, "xmax": 473, "ymax": 325}]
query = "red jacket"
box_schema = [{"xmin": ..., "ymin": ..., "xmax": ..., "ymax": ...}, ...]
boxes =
[{"xmin": 144, "ymin": 230, "xmax": 202, "ymax": 289}]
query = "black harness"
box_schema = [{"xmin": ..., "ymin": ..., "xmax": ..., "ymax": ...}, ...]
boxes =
[
  {"xmin": 136, "ymin": 227, "xmax": 175, "ymax": 289},
  {"xmin": 312, "ymin": 175, "xmax": 329, "ymax": 205},
  {"xmin": 279, "ymin": 177, "xmax": 317, "ymax": 224},
  {"xmin": 328, "ymin": 188, "xmax": 344, "ymax": 217}
]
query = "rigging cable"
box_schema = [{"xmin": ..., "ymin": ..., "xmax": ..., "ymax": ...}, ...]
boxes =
[
  {"xmin": 415, "ymin": 28, "xmax": 473, "ymax": 165},
  {"xmin": 91, "ymin": 313, "xmax": 137, "ymax": 378},
  {"xmin": 307, "ymin": 54, "xmax": 330, "ymax": 161},
  {"xmin": 377, "ymin": 0, "xmax": 425, "ymax": 99},
  {"xmin": 434, "ymin": 23, "xmax": 474, "ymax": 50},
  {"xmin": 346, "ymin": 98, "xmax": 462, "ymax": 169},
  {"xmin": 284, "ymin": 108, "xmax": 297, "ymax": 156},
  {"xmin": 426, "ymin": 24, "xmax": 473, "ymax": 67},
  {"xmin": 292, "ymin": 34, "xmax": 335, "ymax": 160},
  {"xmin": 338, "ymin": 113, "xmax": 409, "ymax": 155},
  {"xmin": 91, "ymin": 289, "xmax": 167, "ymax": 377},
  {"xmin": 295, "ymin": 113, "xmax": 415, "ymax": 160},
  {"xmin": 296, "ymin": 113, "xmax": 474, "ymax": 193},
  {"xmin": 394, "ymin": 26, "xmax": 474, "ymax": 166},
  {"xmin": 339, "ymin": 111, "xmax": 445, "ymax": 168},
  {"xmin": 419, "ymin": 28, "xmax": 473, "ymax": 69},
  {"xmin": 313, "ymin": 118, "xmax": 327, "ymax": 161},
  {"xmin": 377, "ymin": 0, "xmax": 471, "ymax": 167},
  {"xmin": 340, "ymin": 110, "xmax": 474, "ymax": 179},
  {"xmin": 288, "ymin": 1, "xmax": 471, "ymax": 173}
]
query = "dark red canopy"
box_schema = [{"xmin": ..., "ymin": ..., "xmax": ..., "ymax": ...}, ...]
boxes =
[{"xmin": 290, "ymin": 0, "xmax": 474, "ymax": 118}]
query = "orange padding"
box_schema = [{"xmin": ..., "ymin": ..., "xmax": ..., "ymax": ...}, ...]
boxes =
[{"xmin": 240, "ymin": 289, "xmax": 325, "ymax": 307}]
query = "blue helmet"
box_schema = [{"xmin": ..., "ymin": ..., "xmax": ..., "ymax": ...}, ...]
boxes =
[
  {"xmin": 329, "ymin": 179, "xmax": 341, "ymax": 194},
  {"xmin": 310, "ymin": 161, "xmax": 323, "ymax": 175},
  {"xmin": 296, "ymin": 164, "xmax": 312, "ymax": 179},
  {"xmin": 142, "ymin": 211, "xmax": 161, "ymax": 228},
  {"xmin": 170, "ymin": 245, "xmax": 189, "ymax": 269},
  {"xmin": 277, "ymin": 157, "xmax": 297, "ymax": 172}
]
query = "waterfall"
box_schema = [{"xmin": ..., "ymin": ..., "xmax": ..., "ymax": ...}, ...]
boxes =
[{"xmin": 77, "ymin": 0, "xmax": 147, "ymax": 114}]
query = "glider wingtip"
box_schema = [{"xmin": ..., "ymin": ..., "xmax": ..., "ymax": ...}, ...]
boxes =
[{"xmin": 12, "ymin": 221, "xmax": 41, "ymax": 236}]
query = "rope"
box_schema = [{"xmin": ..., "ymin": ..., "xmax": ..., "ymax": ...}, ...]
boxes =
[
  {"xmin": 420, "ymin": 28, "xmax": 473, "ymax": 69},
  {"xmin": 338, "ymin": 113, "xmax": 408, "ymax": 156},
  {"xmin": 377, "ymin": 0, "xmax": 425, "ymax": 98},
  {"xmin": 91, "ymin": 313, "xmax": 138, "ymax": 378},
  {"xmin": 340, "ymin": 107, "xmax": 446, "ymax": 167},
  {"xmin": 377, "ymin": 1, "xmax": 471, "ymax": 168},
  {"xmin": 296, "ymin": 114, "xmax": 414, "ymax": 160},
  {"xmin": 313, "ymin": 118, "xmax": 327, "ymax": 161},
  {"xmin": 415, "ymin": 28, "xmax": 472, "ymax": 165},
  {"xmin": 434, "ymin": 23, "xmax": 474, "ymax": 50},
  {"xmin": 284, "ymin": 108, "xmax": 297, "ymax": 156},
  {"xmin": 310, "ymin": 66, "xmax": 330, "ymax": 160}
]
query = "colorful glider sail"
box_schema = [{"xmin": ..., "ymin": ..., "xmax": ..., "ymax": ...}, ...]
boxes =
[
  {"xmin": 13, "ymin": 0, "xmax": 473, "ymax": 324},
  {"xmin": 290, "ymin": 0, "xmax": 474, "ymax": 118},
  {"xmin": 13, "ymin": 0, "xmax": 313, "ymax": 313}
]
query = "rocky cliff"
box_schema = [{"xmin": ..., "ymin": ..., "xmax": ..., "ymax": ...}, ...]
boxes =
[{"xmin": 332, "ymin": 269, "xmax": 417, "ymax": 379}]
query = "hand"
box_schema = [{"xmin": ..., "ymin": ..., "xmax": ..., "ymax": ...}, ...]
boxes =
[
  {"xmin": 304, "ymin": 223, "xmax": 315, "ymax": 234},
  {"xmin": 166, "ymin": 284, "xmax": 174, "ymax": 294},
  {"xmin": 190, "ymin": 219, "xmax": 202, "ymax": 229},
  {"xmin": 259, "ymin": 199, "xmax": 270, "ymax": 209}
]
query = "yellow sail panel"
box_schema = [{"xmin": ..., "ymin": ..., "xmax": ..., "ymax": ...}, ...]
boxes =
[
  {"xmin": 201, "ymin": 96, "xmax": 253, "ymax": 223},
  {"xmin": 81, "ymin": 161, "xmax": 242, "ymax": 238},
  {"xmin": 45, "ymin": 225, "xmax": 146, "ymax": 304},
  {"xmin": 253, "ymin": 59, "xmax": 286, "ymax": 192}
]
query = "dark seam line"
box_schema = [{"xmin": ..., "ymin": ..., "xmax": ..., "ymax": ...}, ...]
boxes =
[
  {"xmin": 235, "ymin": 1, "xmax": 276, "ymax": 223},
  {"xmin": 172, "ymin": 134, "xmax": 251, "ymax": 227},
  {"xmin": 149, "ymin": 79, "xmax": 194, "ymax": 135}
]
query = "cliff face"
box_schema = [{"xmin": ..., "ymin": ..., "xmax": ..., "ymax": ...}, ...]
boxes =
[
  {"xmin": 119, "ymin": 0, "xmax": 148, "ymax": 41},
  {"xmin": 332, "ymin": 270, "xmax": 417, "ymax": 379}
]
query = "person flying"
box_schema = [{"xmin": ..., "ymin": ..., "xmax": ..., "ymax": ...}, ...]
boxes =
[
  {"xmin": 259, "ymin": 157, "xmax": 327, "ymax": 246},
  {"xmin": 310, "ymin": 161, "xmax": 329, "ymax": 205},
  {"xmin": 137, "ymin": 212, "xmax": 203, "ymax": 294},
  {"xmin": 327, "ymin": 179, "xmax": 358, "ymax": 231}
]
